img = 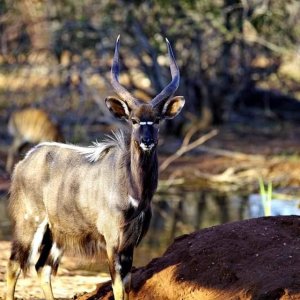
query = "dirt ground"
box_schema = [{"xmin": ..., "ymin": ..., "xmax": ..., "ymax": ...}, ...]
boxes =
[
  {"xmin": 80, "ymin": 215, "xmax": 300, "ymax": 300},
  {"xmin": 0, "ymin": 241, "xmax": 110, "ymax": 299}
]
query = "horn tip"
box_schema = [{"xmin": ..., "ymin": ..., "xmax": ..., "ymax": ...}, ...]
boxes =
[{"xmin": 117, "ymin": 34, "xmax": 121, "ymax": 42}]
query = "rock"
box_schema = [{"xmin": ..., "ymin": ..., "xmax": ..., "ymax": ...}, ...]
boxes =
[{"xmin": 79, "ymin": 215, "xmax": 300, "ymax": 300}]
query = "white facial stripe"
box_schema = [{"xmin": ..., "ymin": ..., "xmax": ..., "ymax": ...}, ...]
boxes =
[{"xmin": 139, "ymin": 121, "xmax": 154, "ymax": 125}]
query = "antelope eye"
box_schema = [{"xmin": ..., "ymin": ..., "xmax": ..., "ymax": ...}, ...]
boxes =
[{"xmin": 131, "ymin": 118, "xmax": 138, "ymax": 125}]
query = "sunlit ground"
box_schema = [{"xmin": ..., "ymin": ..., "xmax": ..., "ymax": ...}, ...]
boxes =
[{"xmin": 0, "ymin": 241, "xmax": 110, "ymax": 299}]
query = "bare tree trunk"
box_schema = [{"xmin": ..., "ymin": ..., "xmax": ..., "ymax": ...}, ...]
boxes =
[
  {"xmin": 213, "ymin": 0, "xmax": 244, "ymax": 123},
  {"xmin": 168, "ymin": 198, "xmax": 183, "ymax": 244},
  {"xmin": 214, "ymin": 194, "xmax": 230, "ymax": 224},
  {"xmin": 195, "ymin": 192, "xmax": 207, "ymax": 231}
]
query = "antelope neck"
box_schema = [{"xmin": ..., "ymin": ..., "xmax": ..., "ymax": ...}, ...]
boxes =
[{"xmin": 127, "ymin": 138, "xmax": 158, "ymax": 208}]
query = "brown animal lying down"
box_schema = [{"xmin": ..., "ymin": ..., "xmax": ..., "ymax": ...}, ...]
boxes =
[{"xmin": 80, "ymin": 215, "xmax": 300, "ymax": 300}]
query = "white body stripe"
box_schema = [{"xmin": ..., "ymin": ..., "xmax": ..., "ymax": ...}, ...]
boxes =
[
  {"xmin": 25, "ymin": 142, "xmax": 84, "ymax": 159},
  {"xmin": 50, "ymin": 242, "xmax": 62, "ymax": 264},
  {"xmin": 24, "ymin": 131, "xmax": 126, "ymax": 163},
  {"xmin": 28, "ymin": 218, "xmax": 48, "ymax": 264}
]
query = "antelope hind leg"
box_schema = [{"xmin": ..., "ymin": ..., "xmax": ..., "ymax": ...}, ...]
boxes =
[
  {"xmin": 6, "ymin": 239, "xmax": 31, "ymax": 300},
  {"xmin": 35, "ymin": 236, "xmax": 62, "ymax": 300},
  {"xmin": 6, "ymin": 260, "xmax": 21, "ymax": 300},
  {"xmin": 37, "ymin": 265, "xmax": 55, "ymax": 300}
]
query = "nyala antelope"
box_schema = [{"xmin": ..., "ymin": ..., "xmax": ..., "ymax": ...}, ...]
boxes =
[
  {"xmin": 6, "ymin": 108, "xmax": 63, "ymax": 173},
  {"xmin": 6, "ymin": 36, "xmax": 185, "ymax": 300}
]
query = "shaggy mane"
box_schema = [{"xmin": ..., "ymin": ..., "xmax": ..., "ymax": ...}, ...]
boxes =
[
  {"xmin": 79, "ymin": 130, "xmax": 127, "ymax": 162},
  {"xmin": 24, "ymin": 130, "xmax": 128, "ymax": 163}
]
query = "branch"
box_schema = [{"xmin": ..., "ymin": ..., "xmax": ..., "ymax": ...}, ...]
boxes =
[
  {"xmin": 129, "ymin": 14, "xmax": 166, "ymax": 92},
  {"xmin": 159, "ymin": 129, "xmax": 218, "ymax": 173},
  {"xmin": 198, "ymin": 146, "xmax": 265, "ymax": 161}
]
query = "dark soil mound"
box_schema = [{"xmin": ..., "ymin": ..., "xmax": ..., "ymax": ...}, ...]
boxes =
[{"xmin": 79, "ymin": 216, "xmax": 300, "ymax": 300}]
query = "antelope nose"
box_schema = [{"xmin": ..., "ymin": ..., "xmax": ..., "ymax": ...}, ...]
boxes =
[
  {"xmin": 141, "ymin": 137, "xmax": 154, "ymax": 146},
  {"xmin": 140, "ymin": 138, "xmax": 155, "ymax": 151}
]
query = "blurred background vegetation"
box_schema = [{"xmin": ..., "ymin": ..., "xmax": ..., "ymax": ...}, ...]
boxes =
[{"xmin": 0, "ymin": 0, "xmax": 300, "ymax": 138}]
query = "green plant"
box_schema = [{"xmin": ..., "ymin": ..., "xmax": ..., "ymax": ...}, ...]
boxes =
[{"xmin": 258, "ymin": 178, "xmax": 273, "ymax": 216}]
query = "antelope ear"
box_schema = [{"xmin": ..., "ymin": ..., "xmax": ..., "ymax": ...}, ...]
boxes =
[
  {"xmin": 161, "ymin": 96, "xmax": 185, "ymax": 119},
  {"xmin": 105, "ymin": 97, "xmax": 131, "ymax": 119}
]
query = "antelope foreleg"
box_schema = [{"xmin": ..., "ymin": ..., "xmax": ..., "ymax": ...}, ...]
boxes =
[{"xmin": 107, "ymin": 247, "xmax": 133, "ymax": 300}]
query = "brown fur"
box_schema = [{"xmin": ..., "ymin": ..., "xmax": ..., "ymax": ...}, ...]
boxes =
[
  {"xmin": 8, "ymin": 108, "xmax": 63, "ymax": 143},
  {"xmin": 134, "ymin": 104, "xmax": 156, "ymax": 120},
  {"xmin": 6, "ymin": 108, "xmax": 63, "ymax": 173}
]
